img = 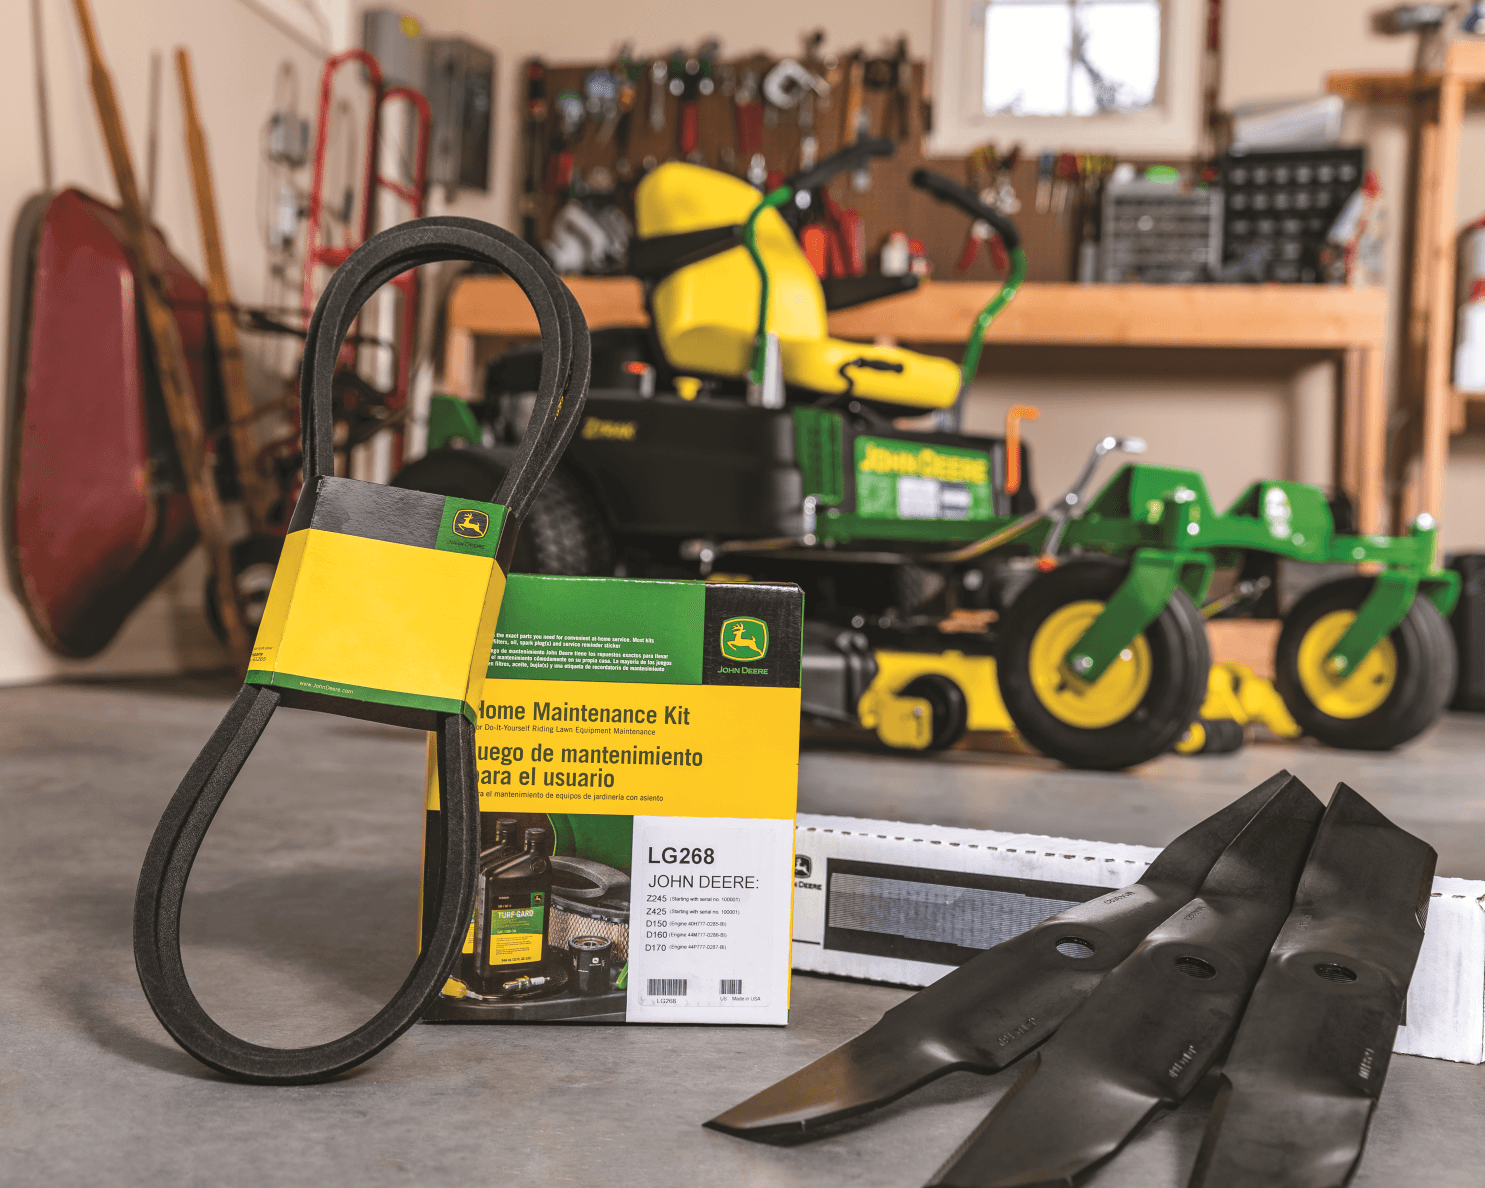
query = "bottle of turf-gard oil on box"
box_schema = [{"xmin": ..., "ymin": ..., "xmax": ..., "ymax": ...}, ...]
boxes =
[
  {"xmin": 456, "ymin": 817, "xmax": 521, "ymax": 989},
  {"xmin": 478, "ymin": 826, "xmax": 555, "ymax": 994}
]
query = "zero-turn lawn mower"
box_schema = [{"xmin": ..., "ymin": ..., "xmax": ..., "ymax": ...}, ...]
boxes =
[{"xmin": 396, "ymin": 139, "xmax": 1459, "ymax": 770}]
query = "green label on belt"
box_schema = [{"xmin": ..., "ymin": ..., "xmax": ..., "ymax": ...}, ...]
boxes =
[
  {"xmin": 490, "ymin": 892, "xmax": 546, "ymax": 965},
  {"xmin": 436, "ymin": 497, "xmax": 506, "ymax": 558},
  {"xmin": 855, "ymin": 436, "xmax": 992, "ymax": 521}
]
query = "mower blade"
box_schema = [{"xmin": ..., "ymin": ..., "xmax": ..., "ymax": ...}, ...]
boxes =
[
  {"xmin": 706, "ymin": 771, "xmax": 1299, "ymax": 1141},
  {"xmin": 927, "ymin": 774, "xmax": 1324, "ymax": 1188},
  {"xmin": 1186, "ymin": 784, "xmax": 1436, "ymax": 1188}
]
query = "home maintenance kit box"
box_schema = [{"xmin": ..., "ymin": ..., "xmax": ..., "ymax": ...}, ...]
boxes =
[{"xmin": 422, "ymin": 574, "xmax": 802, "ymax": 1025}]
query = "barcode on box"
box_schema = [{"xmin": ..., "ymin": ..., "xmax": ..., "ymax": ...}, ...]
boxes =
[
  {"xmin": 720, "ymin": 979, "xmax": 743, "ymax": 995},
  {"xmin": 647, "ymin": 979, "xmax": 687, "ymax": 997}
]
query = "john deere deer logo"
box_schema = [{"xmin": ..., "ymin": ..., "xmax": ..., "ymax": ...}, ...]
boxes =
[
  {"xmin": 720, "ymin": 617, "xmax": 768, "ymax": 662},
  {"xmin": 452, "ymin": 508, "xmax": 489, "ymax": 539}
]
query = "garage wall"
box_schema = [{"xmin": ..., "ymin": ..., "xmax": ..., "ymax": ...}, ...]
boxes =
[
  {"xmin": 420, "ymin": 0, "xmax": 1485, "ymax": 532},
  {"xmin": 2, "ymin": 0, "xmax": 339, "ymax": 683},
  {"xmin": 1220, "ymin": 0, "xmax": 1485, "ymax": 548},
  {"xmin": 2, "ymin": 1, "xmax": 1482, "ymax": 685}
]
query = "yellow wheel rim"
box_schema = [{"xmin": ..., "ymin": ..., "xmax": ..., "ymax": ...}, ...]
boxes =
[
  {"xmin": 1028, "ymin": 600, "xmax": 1152, "ymax": 729},
  {"xmin": 1174, "ymin": 721, "xmax": 1206, "ymax": 755},
  {"xmin": 1296, "ymin": 610, "xmax": 1396, "ymax": 719}
]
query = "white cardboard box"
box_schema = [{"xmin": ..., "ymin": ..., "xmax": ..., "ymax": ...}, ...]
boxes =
[{"xmin": 791, "ymin": 814, "xmax": 1485, "ymax": 1064}]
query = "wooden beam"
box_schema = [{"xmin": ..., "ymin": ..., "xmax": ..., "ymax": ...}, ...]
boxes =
[
  {"xmin": 1359, "ymin": 344, "xmax": 1388, "ymax": 535},
  {"xmin": 447, "ymin": 275, "xmax": 647, "ymax": 337},
  {"xmin": 1418, "ymin": 68, "xmax": 1467, "ymax": 527},
  {"xmin": 447, "ymin": 275, "xmax": 1387, "ymax": 350},
  {"xmin": 1326, "ymin": 67, "xmax": 1485, "ymax": 105},
  {"xmin": 1338, "ymin": 346, "xmax": 1362, "ymax": 508},
  {"xmin": 1447, "ymin": 37, "xmax": 1485, "ymax": 78},
  {"xmin": 1398, "ymin": 95, "xmax": 1441, "ymax": 530},
  {"xmin": 176, "ymin": 48, "xmax": 268, "ymax": 533},
  {"xmin": 1206, "ymin": 620, "xmax": 1281, "ymax": 681},
  {"xmin": 827, "ymin": 283, "xmax": 1387, "ymax": 350},
  {"xmin": 71, "ymin": 0, "xmax": 250, "ymax": 663},
  {"xmin": 443, "ymin": 327, "xmax": 476, "ymax": 399}
]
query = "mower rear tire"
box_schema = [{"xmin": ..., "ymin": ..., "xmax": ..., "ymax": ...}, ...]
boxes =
[
  {"xmin": 996, "ymin": 557, "xmax": 1210, "ymax": 770},
  {"xmin": 1274, "ymin": 577, "xmax": 1456, "ymax": 750}
]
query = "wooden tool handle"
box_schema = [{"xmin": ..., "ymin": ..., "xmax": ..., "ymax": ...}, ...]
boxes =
[
  {"xmin": 842, "ymin": 57, "xmax": 865, "ymax": 145},
  {"xmin": 176, "ymin": 47, "xmax": 269, "ymax": 534},
  {"xmin": 71, "ymin": 0, "xmax": 251, "ymax": 664}
]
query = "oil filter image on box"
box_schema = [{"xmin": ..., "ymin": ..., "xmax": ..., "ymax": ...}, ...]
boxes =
[
  {"xmin": 429, "ymin": 811, "xmax": 633, "ymax": 1021},
  {"xmin": 422, "ymin": 574, "xmax": 802, "ymax": 1024}
]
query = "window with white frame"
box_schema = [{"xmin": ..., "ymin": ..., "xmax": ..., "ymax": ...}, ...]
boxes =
[
  {"xmin": 931, "ymin": 0, "xmax": 1203, "ymax": 156},
  {"xmin": 982, "ymin": 0, "xmax": 1162, "ymax": 117}
]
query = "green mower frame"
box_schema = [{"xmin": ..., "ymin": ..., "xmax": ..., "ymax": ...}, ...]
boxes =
[
  {"xmin": 735, "ymin": 156, "xmax": 1459, "ymax": 765},
  {"xmin": 407, "ymin": 145, "xmax": 1460, "ymax": 770}
]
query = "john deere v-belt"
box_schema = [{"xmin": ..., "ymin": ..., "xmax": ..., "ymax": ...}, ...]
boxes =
[{"xmin": 398, "ymin": 139, "xmax": 1458, "ymax": 770}]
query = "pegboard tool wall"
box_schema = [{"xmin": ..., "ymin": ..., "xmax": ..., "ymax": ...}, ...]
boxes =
[{"xmin": 523, "ymin": 57, "xmax": 1084, "ymax": 284}]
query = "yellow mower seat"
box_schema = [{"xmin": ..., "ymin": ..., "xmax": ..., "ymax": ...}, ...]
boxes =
[{"xmin": 634, "ymin": 163, "xmax": 961, "ymax": 411}]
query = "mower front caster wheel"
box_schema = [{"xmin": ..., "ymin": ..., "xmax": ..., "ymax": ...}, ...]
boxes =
[
  {"xmin": 899, "ymin": 674, "xmax": 969, "ymax": 752},
  {"xmin": 996, "ymin": 558, "xmax": 1210, "ymax": 770},
  {"xmin": 1274, "ymin": 577, "xmax": 1456, "ymax": 750}
]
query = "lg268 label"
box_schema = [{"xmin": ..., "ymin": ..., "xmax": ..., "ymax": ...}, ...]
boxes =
[{"xmin": 647, "ymin": 846, "xmax": 714, "ymax": 865}]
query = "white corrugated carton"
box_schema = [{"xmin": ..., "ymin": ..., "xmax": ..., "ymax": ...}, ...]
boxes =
[{"xmin": 792, "ymin": 814, "xmax": 1484, "ymax": 1064}]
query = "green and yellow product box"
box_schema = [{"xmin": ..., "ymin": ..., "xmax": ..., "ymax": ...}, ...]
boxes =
[{"xmin": 422, "ymin": 574, "xmax": 802, "ymax": 1024}]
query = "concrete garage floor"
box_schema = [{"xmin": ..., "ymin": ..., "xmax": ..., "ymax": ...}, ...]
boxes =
[{"xmin": 2, "ymin": 678, "xmax": 1482, "ymax": 1187}]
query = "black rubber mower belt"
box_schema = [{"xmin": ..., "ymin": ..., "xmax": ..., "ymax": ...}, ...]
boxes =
[{"xmin": 133, "ymin": 218, "xmax": 590, "ymax": 1085}]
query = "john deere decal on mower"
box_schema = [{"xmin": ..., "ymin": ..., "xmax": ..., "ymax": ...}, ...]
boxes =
[{"xmin": 395, "ymin": 138, "xmax": 1458, "ymax": 770}]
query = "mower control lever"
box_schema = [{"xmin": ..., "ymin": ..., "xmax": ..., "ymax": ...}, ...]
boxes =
[
  {"xmin": 787, "ymin": 136, "xmax": 894, "ymax": 194},
  {"xmin": 1038, "ymin": 436, "xmax": 1146, "ymax": 561},
  {"xmin": 911, "ymin": 168, "xmax": 1022, "ymax": 252}
]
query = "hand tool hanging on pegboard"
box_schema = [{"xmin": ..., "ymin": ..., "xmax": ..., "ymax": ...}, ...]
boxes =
[
  {"xmin": 584, "ymin": 66, "xmax": 620, "ymax": 148},
  {"xmin": 673, "ymin": 41, "xmax": 718, "ymax": 163},
  {"xmin": 957, "ymin": 146, "xmax": 1018, "ymax": 273},
  {"xmin": 177, "ymin": 49, "xmax": 272, "ymax": 538},
  {"xmin": 863, "ymin": 38, "xmax": 912, "ymax": 142},
  {"xmin": 840, "ymin": 50, "xmax": 865, "ymax": 146},
  {"xmin": 520, "ymin": 61, "xmax": 547, "ymax": 243},
  {"xmin": 612, "ymin": 44, "xmax": 641, "ymax": 179},
  {"xmin": 735, "ymin": 67, "xmax": 765, "ymax": 185}
]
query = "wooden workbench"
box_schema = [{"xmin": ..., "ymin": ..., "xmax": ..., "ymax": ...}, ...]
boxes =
[{"xmin": 444, "ymin": 277, "xmax": 1390, "ymax": 533}]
